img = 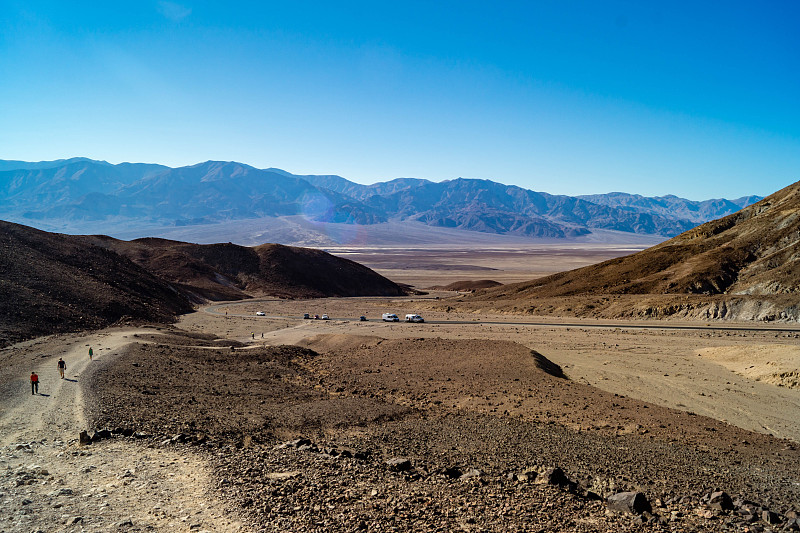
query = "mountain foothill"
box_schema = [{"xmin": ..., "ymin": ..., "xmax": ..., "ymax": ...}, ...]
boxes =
[
  {"xmin": 0, "ymin": 220, "xmax": 406, "ymax": 348},
  {"xmin": 460, "ymin": 181, "xmax": 800, "ymax": 322}
]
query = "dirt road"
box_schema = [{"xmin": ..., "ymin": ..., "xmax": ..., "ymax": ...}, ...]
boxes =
[{"xmin": 0, "ymin": 329, "xmax": 242, "ymax": 533}]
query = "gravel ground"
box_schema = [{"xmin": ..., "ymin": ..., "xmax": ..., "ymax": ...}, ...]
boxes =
[{"xmin": 79, "ymin": 332, "xmax": 800, "ymax": 532}]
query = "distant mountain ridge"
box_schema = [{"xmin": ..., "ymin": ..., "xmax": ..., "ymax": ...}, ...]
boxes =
[
  {"xmin": 577, "ymin": 192, "xmax": 762, "ymax": 224},
  {"xmin": 0, "ymin": 158, "xmax": 763, "ymax": 242}
]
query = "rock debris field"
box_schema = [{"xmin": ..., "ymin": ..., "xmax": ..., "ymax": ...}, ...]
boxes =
[{"xmin": 2, "ymin": 326, "xmax": 799, "ymax": 532}]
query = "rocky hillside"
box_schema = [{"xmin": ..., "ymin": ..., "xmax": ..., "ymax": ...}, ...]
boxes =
[
  {"xmin": 84, "ymin": 236, "xmax": 408, "ymax": 301},
  {"xmin": 462, "ymin": 181, "xmax": 800, "ymax": 321},
  {"xmin": 1, "ymin": 220, "xmax": 407, "ymax": 346},
  {"xmin": 0, "ymin": 221, "xmax": 193, "ymax": 347}
]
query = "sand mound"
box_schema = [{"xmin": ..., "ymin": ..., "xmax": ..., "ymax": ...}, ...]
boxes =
[{"xmin": 698, "ymin": 344, "xmax": 800, "ymax": 389}]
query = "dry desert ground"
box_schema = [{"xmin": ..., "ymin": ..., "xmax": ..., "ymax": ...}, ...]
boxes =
[{"xmin": 3, "ymin": 245, "xmax": 800, "ymax": 532}]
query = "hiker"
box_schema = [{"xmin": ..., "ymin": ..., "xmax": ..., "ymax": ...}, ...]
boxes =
[
  {"xmin": 88, "ymin": 347, "xmax": 93, "ymax": 360},
  {"xmin": 30, "ymin": 372, "xmax": 39, "ymax": 395},
  {"xmin": 57, "ymin": 358, "xmax": 66, "ymax": 379}
]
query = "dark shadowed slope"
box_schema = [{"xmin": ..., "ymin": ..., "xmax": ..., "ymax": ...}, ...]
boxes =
[
  {"xmin": 464, "ymin": 181, "xmax": 800, "ymax": 320},
  {"xmin": 0, "ymin": 221, "xmax": 193, "ymax": 347},
  {"xmin": 85, "ymin": 236, "xmax": 408, "ymax": 300}
]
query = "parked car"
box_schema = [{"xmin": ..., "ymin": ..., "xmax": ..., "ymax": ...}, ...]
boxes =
[
  {"xmin": 321, "ymin": 314, "xmax": 330, "ymax": 320},
  {"xmin": 405, "ymin": 314, "xmax": 424, "ymax": 323},
  {"xmin": 255, "ymin": 311, "xmax": 266, "ymax": 316},
  {"xmin": 303, "ymin": 313, "xmax": 310, "ymax": 319},
  {"xmin": 382, "ymin": 313, "xmax": 399, "ymax": 322}
]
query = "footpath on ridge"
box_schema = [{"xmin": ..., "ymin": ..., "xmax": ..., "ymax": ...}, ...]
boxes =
[{"xmin": 0, "ymin": 328, "xmax": 241, "ymax": 533}]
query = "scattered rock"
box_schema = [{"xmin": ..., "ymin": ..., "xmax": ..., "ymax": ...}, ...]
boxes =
[
  {"xmin": 762, "ymin": 510, "xmax": 781, "ymax": 524},
  {"xmin": 535, "ymin": 467, "xmax": 572, "ymax": 487},
  {"xmin": 386, "ymin": 458, "xmax": 413, "ymax": 472},
  {"xmin": 708, "ymin": 490, "xmax": 734, "ymax": 511},
  {"xmin": 458, "ymin": 468, "xmax": 482, "ymax": 481},
  {"xmin": 607, "ymin": 491, "xmax": 652, "ymax": 515}
]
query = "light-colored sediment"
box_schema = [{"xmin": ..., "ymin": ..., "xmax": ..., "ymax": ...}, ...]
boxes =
[{"xmin": 0, "ymin": 329, "xmax": 242, "ymax": 533}]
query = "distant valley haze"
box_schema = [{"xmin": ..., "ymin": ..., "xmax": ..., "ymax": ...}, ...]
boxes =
[{"xmin": 0, "ymin": 157, "xmax": 763, "ymax": 247}]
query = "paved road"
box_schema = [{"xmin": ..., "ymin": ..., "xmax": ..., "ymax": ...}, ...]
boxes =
[{"xmin": 203, "ymin": 298, "xmax": 800, "ymax": 334}]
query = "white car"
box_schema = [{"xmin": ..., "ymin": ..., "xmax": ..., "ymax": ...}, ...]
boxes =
[
  {"xmin": 321, "ymin": 314, "xmax": 330, "ymax": 320},
  {"xmin": 255, "ymin": 311, "xmax": 266, "ymax": 316},
  {"xmin": 382, "ymin": 313, "xmax": 400, "ymax": 322}
]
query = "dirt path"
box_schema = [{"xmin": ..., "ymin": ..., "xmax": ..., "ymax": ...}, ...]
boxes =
[{"xmin": 0, "ymin": 329, "xmax": 243, "ymax": 533}]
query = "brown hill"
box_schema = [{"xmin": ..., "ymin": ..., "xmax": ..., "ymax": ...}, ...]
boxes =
[
  {"xmin": 0, "ymin": 221, "xmax": 193, "ymax": 347},
  {"xmin": 463, "ymin": 181, "xmax": 800, "ymax": 321},
  {"xmin": 84, "ymin": 236, "xmax": 407, "ymax": 301},
  {"xmin": 427, "ymin": 279, "xmax": 503, "ymax": 291}
]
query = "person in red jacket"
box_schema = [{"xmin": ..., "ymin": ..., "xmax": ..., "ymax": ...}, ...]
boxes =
[{"xmin": 30, "ymin": 372, "xmax": 39, "ymax": 395}]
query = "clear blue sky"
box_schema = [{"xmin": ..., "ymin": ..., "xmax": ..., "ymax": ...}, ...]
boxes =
[{"xmin": 1, "ymin": 1, "xmax": 798, "ymax": 199}]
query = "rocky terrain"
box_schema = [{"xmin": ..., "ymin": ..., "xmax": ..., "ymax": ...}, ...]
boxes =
[
  {"xmin": 73, "ymin": 331, "xmax": 800, "ymax": 532},
  {"xmin": 458, "ymin": 181, "xmax": 800, "ymax": 321}
]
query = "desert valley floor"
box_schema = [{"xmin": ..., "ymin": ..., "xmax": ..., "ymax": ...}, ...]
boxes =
[{"xmin": 2, "ymin": 246, "xmax": 799, "ymax": 532}]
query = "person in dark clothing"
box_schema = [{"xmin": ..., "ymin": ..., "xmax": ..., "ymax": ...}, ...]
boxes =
[
  {"xmin": 30, "ymin": 372, "xmax": 39, "ymax": 394},
  {"xmin": 57, "ymin": 358, "xmax": 66, "ymax": 379}
]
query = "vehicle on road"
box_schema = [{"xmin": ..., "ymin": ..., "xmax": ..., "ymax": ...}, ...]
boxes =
[
  {"xmin": 359, "ymin": 315, "xmax": 367, "ymax": 321},
  {"xmin": 382, "ymin": 313, "xmax": 399, "ymax": 322},
  {"xmin": 321, "ymin": 314, "xmax": 330, "ymax": 320},
  {"xmin": 303, "ymin": 313, "xmax": 310, "ymax": 319},
  {"xmin": 405, "ymin": 314, "xmax": 424, "ymax": 323},
  {"xmin": 255, "ymin": 311, "xmax": 266, "ymax": 316}
]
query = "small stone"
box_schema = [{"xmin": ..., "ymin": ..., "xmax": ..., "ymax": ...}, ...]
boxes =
[
  {"xmin": 709, "ymin": 491, "xmax": 734, "ymax": 511},
  {"xmin": 607, "ymin": 492, "xmax": 652, "ymax": 515},
  {"xmin": 459, "ymin": 468, "xmax": 482, "ymax": 481},
  {"xmin": 386, "ymin": 458, "xmax": 412, "ymax": 472},
  {"xmin": 535, "ymin": 467, "xmax": 571, "ymax": 487},
  {"xmin": 442, "ymin": 467, "xmax": 462, "ymax": 479}
]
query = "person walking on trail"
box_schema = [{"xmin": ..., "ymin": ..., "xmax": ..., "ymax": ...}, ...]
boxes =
[
  {"xmin": 30, "ymin": 372, "xmax": 39, "ymax": 395},
  {"xmin": 57, "ymin": 357, "xmax": 66, "ymax": 379},
  {"xmin": 88, "ymin": 347, "xmax": 93, "ymax": 361}
]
